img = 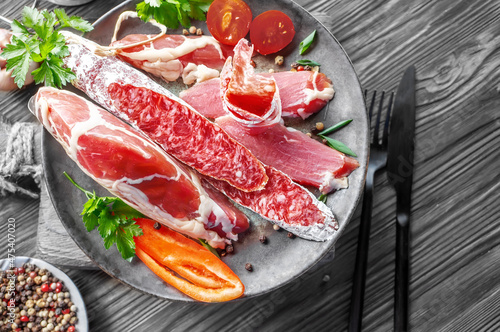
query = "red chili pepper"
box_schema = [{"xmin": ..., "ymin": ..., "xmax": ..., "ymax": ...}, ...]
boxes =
[{"xmin": 134, "ymin": 218, "xmax": 244, "ymax": 302}]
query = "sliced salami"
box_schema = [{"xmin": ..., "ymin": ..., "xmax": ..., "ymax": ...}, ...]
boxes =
[{"xmin": 207, "ymin": 165, "xmax": 338, "ymax": 241}]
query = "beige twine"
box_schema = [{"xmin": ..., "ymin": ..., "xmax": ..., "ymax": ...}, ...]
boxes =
[{"xmin": 0, "ymin": 122, "xmax": 42, "ymax": 199}]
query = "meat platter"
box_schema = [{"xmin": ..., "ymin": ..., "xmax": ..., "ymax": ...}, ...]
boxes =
[{"xmin": 41, "ymin": 0, "xmax": 368, "ymax": 301}]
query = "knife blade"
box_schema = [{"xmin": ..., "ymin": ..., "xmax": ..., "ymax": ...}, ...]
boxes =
[{"xmin": 386, "ymin": 65, "xmax": 416, "ymax": 332}]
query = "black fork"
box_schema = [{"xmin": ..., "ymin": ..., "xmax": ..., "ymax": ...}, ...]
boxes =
[{"xmin": 348, "ymin": 90, "xmax": 394, "ymax": 332}]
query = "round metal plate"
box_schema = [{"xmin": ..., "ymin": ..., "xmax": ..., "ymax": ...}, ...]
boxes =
[{"xmin": 42, "ymin": 0, "xmax": 368, "ymax": 302}]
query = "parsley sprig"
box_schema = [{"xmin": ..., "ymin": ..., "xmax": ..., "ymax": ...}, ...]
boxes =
[
  {"xmin": 1, "ymin": 7, "xmax": 93, "ymax": 89},
  {"xmin": 64, "ymin": 172, "xmax": 144, "ymax": 262},
  {"xmin": 136, "ymin": 0, "xmax": 213, "ymax": 29}
]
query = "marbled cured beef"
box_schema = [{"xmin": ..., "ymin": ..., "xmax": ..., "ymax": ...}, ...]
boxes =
[
  {"xmin": 216, "ymin": 115, "xmax": 359, "ymax": 194},
  {"xmin": 110, "ymin": 34, "xmax": 232, "ymax": 85},
  {"xmin": 179, "ymin": 70, "xmax": 334, "ymax": 120},
  {"xmin": 34, "ymin": 87, "xmax": 249, "ymax": 248},
  {"xmin": 61, "ymin": 32, "xmax": 268, "ymax": 193}
]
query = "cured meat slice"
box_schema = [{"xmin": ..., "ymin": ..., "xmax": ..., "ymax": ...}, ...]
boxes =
[
  {"xmin": 273, "ymin": 70, "xmax": 334, "ymax": 119},
  {"xmin": 179, "ymin": 70, "xmax": 334, "ymax": 120},
  {"xmin": 179, "ymin": 78, "xmax": 223, "ymax": 119},
  {"xmin": 110, "ymin": 34, "xmax": 232, "ymax": 84},
  {"xmin": 61, "ymin": 32, "xmax": 268, "ymax": 193},
  {"xmin": 220, "ymin": 39, "xmax": 281, "ymax": 133},
  {"xmin": 207, "ymin": 165, "xmax": 338, "ymax": 241},
  {"xmin": 33, "ymin": 87, "xmax": 249, "ymax": 248},
  {"xmin": 216, "ymin": 115, "xmax": 359, "ymax": 194}
]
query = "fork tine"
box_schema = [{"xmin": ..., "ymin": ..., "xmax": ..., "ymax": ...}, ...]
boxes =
[
  {"xmin": 382, "ymin": 92, "xmax": 394, "ymax": 147},
  {"xmin": 368, "ymin": 90, "xmax": 377, "ymax": 122},
  {"xmin": 373, "ymin": 91, "xmax": 385, "ymax": 144}
]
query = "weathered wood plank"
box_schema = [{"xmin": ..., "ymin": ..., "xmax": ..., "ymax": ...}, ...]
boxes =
[{"xmin": 1, "ymin": 0, "xmax": 500, "ymax": 331}]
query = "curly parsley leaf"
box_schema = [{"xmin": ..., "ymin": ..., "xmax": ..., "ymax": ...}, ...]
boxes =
[
  {"xmin": 136, "ymin": 0, "xmax": 214, "ymax": 29},
  {"xmin": 0, "ymin": 7, "xmax": 93, "ymax": 88},
  {"xmin": 64, "ymin": 172, "xmax": 145, "ymax": 261}
]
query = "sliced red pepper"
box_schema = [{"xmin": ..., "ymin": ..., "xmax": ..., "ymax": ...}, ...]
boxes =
[{"xmin": 134, "ymin": 218, "xmax": 244, "ymax": 302}]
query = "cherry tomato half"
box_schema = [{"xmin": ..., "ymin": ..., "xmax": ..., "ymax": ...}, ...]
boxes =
[
  {"xmin": 250, "ymin": 10, "xmax": 295, "ymax": 55},
  {"xmin": 207, "ymin": 0, "xmax": 253, "ymax": 46}
]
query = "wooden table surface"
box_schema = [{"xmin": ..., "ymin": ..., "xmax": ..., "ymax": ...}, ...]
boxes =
[{"xmin": 1, "ymin": 0, "xmax": 500, "ymax": 331}]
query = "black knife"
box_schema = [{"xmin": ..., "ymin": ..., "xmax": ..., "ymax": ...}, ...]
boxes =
[{"xmin": 386, "ymin": 65, "xmax": 416, "ymax": 332}]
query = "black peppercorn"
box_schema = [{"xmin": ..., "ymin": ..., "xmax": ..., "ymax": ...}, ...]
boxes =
[
  {"xmin": 226, "ymin": 245, "xmax": 234, "ymax": 254},
  {"xmin": 245, "ymin": 263, "xmax": 253, "ymax": 272},
  {"xmin": 259, "ymin": 235, "xmax": 267, "ymax": 244},
  {"xmin": 153, "ymin": 222, "xmax": 161, "ymax": 230}
]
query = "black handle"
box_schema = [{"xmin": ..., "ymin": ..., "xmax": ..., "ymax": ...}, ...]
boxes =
[
  {"xmin": 394, "ymin": 210, "xmax": 410, "ymax": 332},
  {"xmin": 348, "ymin": 173, "xmax": 375, "ymax": 332}
]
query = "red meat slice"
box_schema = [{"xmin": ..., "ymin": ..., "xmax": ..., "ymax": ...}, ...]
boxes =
[
  {"xmin": 179, "ymin": 71, "xmax": 334, "ymax": 120},
  {"xmin": 219, "ymin": 39, "xmax": 281, "ymax": 133},
  {"xmin": 62, "ymin": 35, "xmax": 268, "ymax": 193},
  {"xmin": 110, "ymin": 34, "xmax": 233, "ymax": 84},
  {"xmin": 207, "ymin": 165, "xmax": 338, "ymax": 241},
  {"xmin": 34, "ymin": 87, "xmax": 248, "ymax": 248},
  {"xmin": 216, "ymin": 115, "xmax": 359, "ymax": 194}
]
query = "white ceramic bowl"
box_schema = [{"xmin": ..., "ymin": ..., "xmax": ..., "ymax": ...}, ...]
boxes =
[{"xmin": 0, "ymin": 257, "xmax": 89, "ymax": 332}]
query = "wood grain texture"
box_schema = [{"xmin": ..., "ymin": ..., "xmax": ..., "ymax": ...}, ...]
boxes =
[{"xmin": 1, "ymin": 0, "xmax": 500, "ymax": 331}]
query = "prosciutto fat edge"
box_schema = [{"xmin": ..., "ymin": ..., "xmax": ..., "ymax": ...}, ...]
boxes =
[
  {"xmin": 61, "ymin": 32, "xmax": 268, "ymax": 193},
  {"xmin": 34, "ymin": 87, "xmax": 249, "ymax": 248}
]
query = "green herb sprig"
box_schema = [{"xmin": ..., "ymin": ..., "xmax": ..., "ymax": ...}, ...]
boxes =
[
  {"xmin": 136, "ymin": 0, "xmax": 213, "ymax": 29},
  {"xmin": 318, "ymin": 119, "xmax": 353, "ymax": 136},
  {"xmin": 199, "ymin": 239, "xmax": 220, "ymax": 258},
  {"xmin": 295, "ymin": 59, "xmax": 321, "ymax": 67},
  {"xmin": 316, "ymin": 119, "xmax": 356, "ymax": 157},
  {"xmin": 64, "ymin": 172, "xmax": 144, "ymax": 262},
  {"xmin": 318, "ymin": 194, "xmax": 327, "ymax": 204},
  {"xmin": 1, "ymin": 7, "xmax": 93, "ymax": 88},
  {"xmin": 319, "ymin": 135, "xmax": 357, "ymax": 157},
  {"xmin": 299, "ymin": 30, "xmax": 316, "ymax": 55}
]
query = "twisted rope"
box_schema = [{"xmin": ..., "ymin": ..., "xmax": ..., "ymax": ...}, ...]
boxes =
[{"xmin": 0, "ymin": 122, "xmax": 42, "ymax": 199}]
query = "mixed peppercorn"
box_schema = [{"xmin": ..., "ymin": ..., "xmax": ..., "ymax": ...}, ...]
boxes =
[{"xmin": 0, "ymin": 263, "xmax": 78, "ymax": 332}]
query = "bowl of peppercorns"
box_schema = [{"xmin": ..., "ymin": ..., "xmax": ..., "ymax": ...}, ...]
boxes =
[{"xmin": 0, "ymin": 257, "xmax": 88, "ymax": 332}]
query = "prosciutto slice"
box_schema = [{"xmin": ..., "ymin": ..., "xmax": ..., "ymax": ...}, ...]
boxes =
[
  {"xmin": 216, "ymin": 116, "xmax": 359, "ymax": 194},
  {"xmin": 179, "ymin": 70, "xmax": 334, "ymax": 120},
  {"xmin": 219, "ymin": 39, "xmax": 281, "ymax": 134},
  {"xmin": 33, "ymin": 87, "xmax": 249, "ymax": 248},
  {"xmin": 61, "ymin": 32, "xmax": 268, "ymax": 193},
  {"xmin": 110, "ymin": 34, "xmax": 231, "ymax": 84},
  {"xmin": 207, "ymin": 165, "xmax": 338, "ymax": 241}
]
